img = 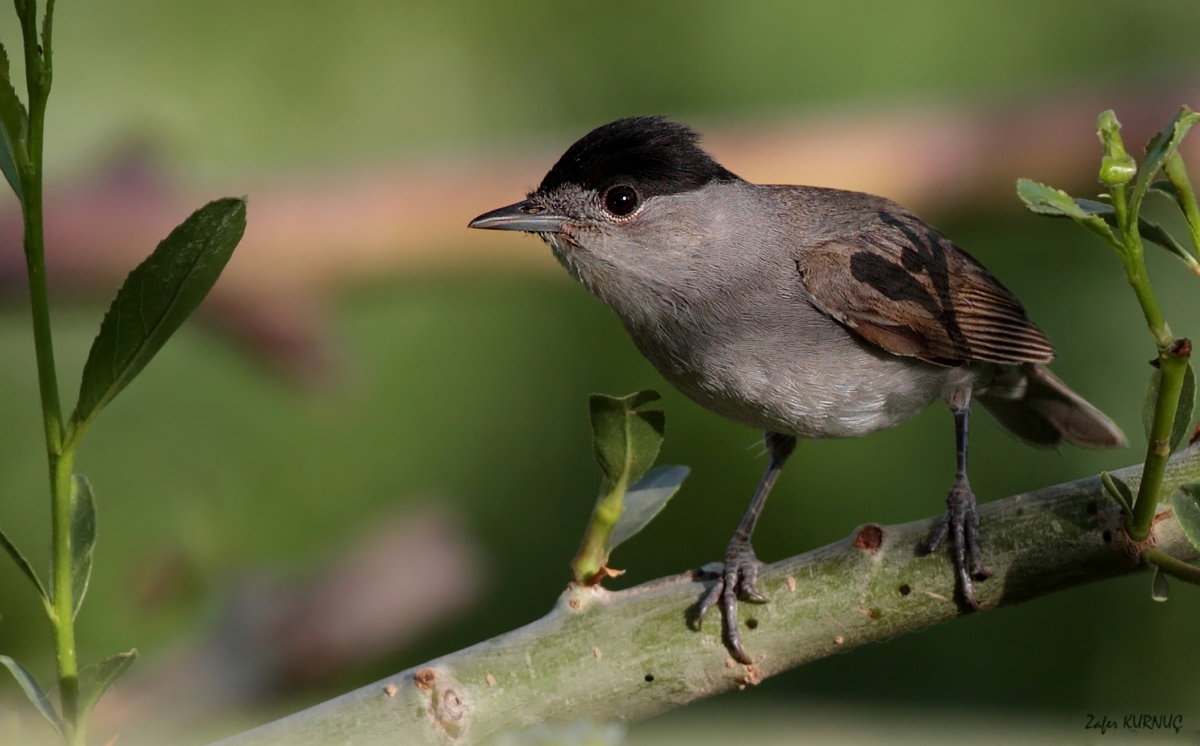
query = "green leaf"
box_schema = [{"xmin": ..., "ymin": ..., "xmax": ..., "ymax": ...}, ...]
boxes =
[
  {"xmin": 0, "ymin": 41, "xmax": 26, "ymax": 200},
  {"xmin": 1100, "ymin": 471, "xmax": 1134, "ymax": 516},
  {"xmin": 1023, "ymin": 179, "xmax": 1200, "ymax": 271},
  {"xmin": 1016, "ymin": 179, "xmax": 1119, "ymax": 248},
  {"xmin": 1067, "ymin": 198, "xmax": 1200, "ymax": 272},
  {"xmin": 71, "ymin": 197, "xmax": 247, "ymax": 433},
  {"xmin": 0, "ymin": 524, "xmax": 51, "ymax": 610},
  {"xmin": 70, "ymin": 474, "xmax": 97, "ymax": 620},
  {"xmin": 0, "ymin": 656, "xmax": 62, "ymax": 736},
  {"xmin": 589, "ymin": 390, "xmax": 665, "ymax": 496},
  {"xmin": 1175, "ymin": 362, "xmax": 1197, "ymax": 451},
  {"xmin": 1151, "ymin": 565, "xmax": 1170, "ymax": 602},
  {"xmin": 1143, "ymin": 361, "xmax": 1196, "ymax": 451},
  {"xmin": 78, "ymin": 649, "xmax": 137, "ymax": 718},
  {"xmin": 1135, "ymin": 106, "xmax": 1200, "ymax": 210},
  {"xmin": 0, "ymin": 112, "xmax": 20, "ymax": 201},
  {"xmin": 1017, "ymin": 179, "xmax": 1091, "ymax": 218},
  {"xmin": 607, "ymin": 465, "xmax": 689, "ymax": 552},
  {"xmin": 1150, "ymin": 178, "xmax": 1185, "ymax": 208},
  {"xmin": 1172, "ymin": 485, "xmax": 1200, "ymax": 555},
  {"xmin": 1136, "ymin": 217, "xmax": 1199, "ymax": 272},
  {"xmin": 571, "ymin": 390, "xmax": 669, "ymax": 584}
]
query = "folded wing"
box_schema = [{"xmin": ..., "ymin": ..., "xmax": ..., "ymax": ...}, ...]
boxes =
[{"xmin": 797, "ymin": 210, "xmax": 1054, "ymax": 367}]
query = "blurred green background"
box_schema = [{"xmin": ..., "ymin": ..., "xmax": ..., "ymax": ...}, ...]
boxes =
[{"xmin": 3, "ymin": 1, "xmax": 1200, "ymax": 743}]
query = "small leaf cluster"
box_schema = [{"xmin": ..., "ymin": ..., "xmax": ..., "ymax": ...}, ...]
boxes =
[
  {"xmin": 1018, "ymin": 107, "xmax": 1200, "ymax": 599},
  {"xmin": 1018, "ymin": 108, "xmax": 1200, "ymax": 292},
  {"xmin": 570, "ymin": 391, "xmax": 689, "ymax": 585}
]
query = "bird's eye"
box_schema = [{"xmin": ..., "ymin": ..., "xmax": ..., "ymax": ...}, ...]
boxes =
[{"xmin": 603, "ymin": 185, "xmax": 639, "ymax": 217}]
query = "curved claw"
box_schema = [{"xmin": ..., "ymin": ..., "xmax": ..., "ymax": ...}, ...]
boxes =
[
  {"xmin": 694, "ymin": 539, "xmax": 767, "ymax": 664},
  {"xmin": 696, "ymin": 578, "xmax": 723, "ymax": 629},
  {"xmin": 926, "ymin": 479, "xmax": 990, "ymax": 610},
  {"xmin": 742, "ymin": 587, "xmax": 770, "ymax": 604}
]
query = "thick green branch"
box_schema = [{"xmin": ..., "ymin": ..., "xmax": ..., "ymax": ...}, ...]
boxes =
[{"xmin": 211, "ymin": 447, "xmax": 1200, "ymax": 746}]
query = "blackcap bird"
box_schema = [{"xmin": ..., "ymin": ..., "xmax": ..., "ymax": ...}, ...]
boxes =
[{"xmin": 468, "ymin": 116, "xmax": 1126, "ymax": 664}]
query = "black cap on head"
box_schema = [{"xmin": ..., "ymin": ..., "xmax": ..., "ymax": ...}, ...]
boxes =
[{"xmin": 535, "ymin": 116, "xmax": 739, "ymax": 199}]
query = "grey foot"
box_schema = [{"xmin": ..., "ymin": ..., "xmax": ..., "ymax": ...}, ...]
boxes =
[
  {"xmin": 924, "ymin": 478, "xmax": 991, "ymax": 609},
  {"xmin": 696, "ymin": 539, "xmax": 768, "ymax": 664}
]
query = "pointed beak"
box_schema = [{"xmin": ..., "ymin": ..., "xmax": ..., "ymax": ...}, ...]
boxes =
[{"xmin": 468, "ymin": 199, "xmax": 567, "ymax": 233}]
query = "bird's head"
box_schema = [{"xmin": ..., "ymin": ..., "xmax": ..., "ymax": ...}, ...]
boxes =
[{"xmin": 468, "ymin": 116, "xmax": 742, "ymax": 299}]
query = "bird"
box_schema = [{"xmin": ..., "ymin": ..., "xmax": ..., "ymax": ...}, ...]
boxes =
[{"xmin": 468, "ymin": 115, "xmax": 1126, "ymax": 664}]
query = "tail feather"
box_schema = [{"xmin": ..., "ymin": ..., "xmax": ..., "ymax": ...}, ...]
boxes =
[{"xmin": 977, "ymin": 363, "xmax": 1126, "ymax": 450}]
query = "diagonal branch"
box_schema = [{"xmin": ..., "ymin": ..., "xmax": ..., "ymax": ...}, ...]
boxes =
[{"xmin": 212, "ymin": 447, "xmax": 1200, "ymax": 746}]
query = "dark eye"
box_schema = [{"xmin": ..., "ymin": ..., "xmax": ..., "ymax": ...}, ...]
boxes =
[{"xmin": 604, "ymin": 185, "xmax": 639, "ymax": 216}]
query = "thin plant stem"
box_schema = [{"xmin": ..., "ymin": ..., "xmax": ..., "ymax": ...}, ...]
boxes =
[
  {"xmin": 571, "ymin": 476, "xmax": 627, "ymax": 584},
  {"xmin": 12, "ymin": 1, "xmax": 79, "ymax": 742},
  {"xmin": 15, "ymin": 0, "xmax": 63, "ymax": 456},
  {"xmin": 1144, "ymin": 548, "xmax": 1200, "ymax": 585},
  {"xmin": 50, "ymin": 448, "xmax": 78, "ymax": 744},
  {"xmin": 1130, "ymin": 342, "xmax": 1190, "ymax": 541},
  {"xmin": 18, "ymin": 165, "xmax": 64, "ymax": 454},
  {"xmin": 1109, "ymin": 178, "xmax": 1187, "ymax": 543},
  {"xmin": 1113, "ymin": 182, "xmax": 1171, "ymax": 349}
]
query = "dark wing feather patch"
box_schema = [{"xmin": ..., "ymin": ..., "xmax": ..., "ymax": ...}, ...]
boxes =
[{"xmin": 798, "ymin": 211, "xmax": 1055, "ymax": 366}]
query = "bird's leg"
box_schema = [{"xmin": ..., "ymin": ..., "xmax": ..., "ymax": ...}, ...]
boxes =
[
  {"xmin": 924, "ymin": 391, "xmax": 991, "ymax": 609},
  {"xmin": 696, "ymin": 431, "xmax": 796, "ymax": 664}
]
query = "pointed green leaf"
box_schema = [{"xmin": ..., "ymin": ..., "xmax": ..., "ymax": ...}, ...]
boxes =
[
  {"xmin": 0, "ymin": 656, "xmax": 62, "ymax": 736},
  {"xmin": 0, "ymin": 118, "xmax": 20, "ymax": 201},
  {"xmin": 71, "ymin": 198, "xmax": 247, "ymax": 432},
  {"xmin": 1016, "ymin": 179, "xmax": 1119, "ymax": 248},
  {"xmin": 1017, "ymin": 179, "xmax": 1090, "ymax": 218},
  {"xmin": 589, "ymin": 390, "xmax": 665, "ymax": 495},
  {"xmin": 1136, "ymin": 217, "xmax": 1200, "ymax": 273},
  {"xmin": 1151, "ymin": 565, "xmax": 1170, "ymax": 602},
  {"xmin": 1066, "ymin": 198, "xmax": 1200, "ymax": 272},
  {"xmin": 0, "ymin": 42, "xmax": 26, "ymax": 200},
  {"xmin": 1172, "ymin": 485, "xmax": 1200, "ymax": 555},
  {"xmin": 0, "ymin": 525, "xmax": 52, "ymax": 617},
  {"xmin": 1143, "ymin": 361, "xmax": 1196, "ymax": 451},
  {"xmin": 1150, "ymin": 179, "xmax": 1185, "ymax": 208},
  {"xmin": 1134, "ymin": 106, "xmax": 1200, "ymax": 211},
  {"xmin": 1174, "ymin": 362, "xmax": 1197, "ymax": 452},
  {"xmin": 78, "ymin": 649, "xmax": 137, "ymax": 718},
  {"xmin": 1100, "ymin": 471, "xmax": 1134, "ymax": 516},
  {"xmin": 607, "ymin": 465, "xmax": 689, "ymax": 552},
  {"xmin": 70, "ymin": 474, "xmax": 96, "ymax": 619}
]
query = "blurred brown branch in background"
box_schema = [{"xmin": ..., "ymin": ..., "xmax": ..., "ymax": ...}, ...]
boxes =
[{"xmin": 1, "ymin": 80, "xmax": 1197, "ymax": 382}]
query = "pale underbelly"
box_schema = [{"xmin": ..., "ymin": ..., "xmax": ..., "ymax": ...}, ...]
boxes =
[{"xmin": 639, "ymin": 329, "xmax": 953, "ymax": 439}]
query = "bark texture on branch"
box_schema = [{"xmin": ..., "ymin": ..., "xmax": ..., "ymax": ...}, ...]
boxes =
[{"xmin": 213, "ymin": 447, "xmax": 1200, "ymax": 746}]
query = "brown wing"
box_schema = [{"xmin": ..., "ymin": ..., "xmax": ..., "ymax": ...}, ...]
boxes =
[{"xmin": 797, "ymin": 211, "xmax": 1054, "ymax": 366}]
